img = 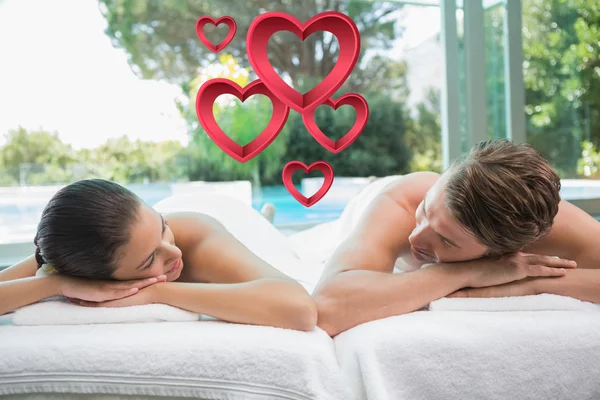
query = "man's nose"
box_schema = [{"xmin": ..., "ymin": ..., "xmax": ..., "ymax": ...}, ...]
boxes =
[{"xmin": 409, "ymin": 223, "xmax": 429, "ymax": 245}]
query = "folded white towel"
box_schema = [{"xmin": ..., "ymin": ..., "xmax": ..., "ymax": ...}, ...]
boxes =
[
  {"xmin": 430, "ymin": 293, "xmax": 600, "ymax": 312},
  {"xmin": 13, "ymin": 297, "xmax": 201, "ymax": 325},
  {"xmin": 335, "ymin": 309, "xmax": 600, "ymax": 400},
  {"xmin": 0, "ymin": 321, "xmax": 351, "ymax": 399}
]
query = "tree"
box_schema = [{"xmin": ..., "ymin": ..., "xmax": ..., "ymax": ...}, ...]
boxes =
[
  {"xmin": 283, "ymin": 94, "xmax": 412, "ymax": 179},
  {"xmin": 97, "ymin": 0, "xmax": 405, "ymax": 95},
  {"xmin": 80, "ymin": 136, "xmax": 187, "ymax": 183},
  {"xmin": 406, "ymin": 88, "xmax": 442, "ymax": 172},
  {"xmin": 521, "ymin": 0, "xmax": 600, "ymax": 177},
  {"xmin": 0, "ymin": 127, "xmax": 187, "ymax": 186},
  {"xmin": 177, "ymin": 54, "xmax": 289, "ymax": 188},
  {"xmin": 0, "ymin": 127, "xmax": 77, "ymax": 184}
]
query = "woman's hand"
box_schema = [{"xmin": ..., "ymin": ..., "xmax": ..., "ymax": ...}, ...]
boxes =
[
  {"xmin": 72, "ymin": 283, "xmax": 161, "ymax": 308},
  {"xmin": 463, "ymin": 252, "xmax": 576, "ymax": 288},
  {"xmin": 58, "ymin": 274, "xmax": 167, "ymax": 302}
]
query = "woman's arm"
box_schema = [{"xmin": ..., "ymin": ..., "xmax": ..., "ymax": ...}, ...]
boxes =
[
  {"xmin": 0, "ymin": 275, "xmax": 63, "ymax": 315},
  {"xmin": 151, "ymin": 279, "xmax": 316, "ymax": 331},
  {"xmin": 0, "ymin": 254, "xmax": 38, "ymax": 283},
  {"xmin": 0, "ymin": 254, "xmax": 166, "ymax": 315},
  {"xmin": 159, "ymin": 212, "xmax": 317, "ymax": 331},
  {"xmin": 0, "ymin": 254, "xmax": 60, "ymax": 316}
]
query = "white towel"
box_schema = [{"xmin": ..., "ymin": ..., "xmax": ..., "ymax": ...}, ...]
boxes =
[
  {"xmin": 13, "ymin": 297, "xmax": 201, "ymax": 325},
  {"xmin": 335, "ymin": 310, "xmax": 600, "ymax": 400},
  {"xmin": 0, "ymin": 321, "xmax": 352, "ymax": 400},
  {"xmin": 430, "ymin": 293, "xmax": 600, "ymax": 312}
]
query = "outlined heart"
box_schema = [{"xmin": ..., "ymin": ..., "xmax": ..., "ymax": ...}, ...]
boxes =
[
  {"xmin": 195, "ymin": 78, "xmax": 290, "ymax": 163},
  {"xmin": 247, "ymin": 11, "xmax": 360, "ymax": 113},
  {"xmin": 302, "ymin": 93, "xmax": 369, "ymax": 154},
  {"xmin": 282, "ymin": 161, "xmax": 334, "ymax": 207},
  {"xmin": 196, "ymin": 16, "xmax": 237, "ymax": 53}
]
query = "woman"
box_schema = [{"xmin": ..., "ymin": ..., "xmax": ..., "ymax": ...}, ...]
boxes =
[{"xmin": 0, "ymin": 179, "xmax": 317, "ymax": 331}]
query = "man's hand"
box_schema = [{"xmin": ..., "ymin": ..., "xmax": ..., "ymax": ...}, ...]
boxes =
[
  {"xmin": 71, "ymin": 282, "xmax": 162, "ymax": 308},
  {"xmin": 448, "ymin": 277, "xmax": 539, "ymax": 298},
  {"xmin": 463, "ymin": 252, "xmax": 576, "ymax": 288}
]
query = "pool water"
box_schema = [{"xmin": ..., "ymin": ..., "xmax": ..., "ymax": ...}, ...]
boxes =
[{"xmin": 252, "ymin": 185, "xmax": 346, "ymax": 225}]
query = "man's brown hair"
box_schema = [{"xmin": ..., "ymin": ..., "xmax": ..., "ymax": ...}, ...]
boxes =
[{"xmin": 445, "ymin": 139, "xmax": 561, "ymax": 256}]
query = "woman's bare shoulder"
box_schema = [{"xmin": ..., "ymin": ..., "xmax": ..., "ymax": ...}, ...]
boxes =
[{"xmin": 163, "ymin": 212, "xmax": 225, "ymax": 248}]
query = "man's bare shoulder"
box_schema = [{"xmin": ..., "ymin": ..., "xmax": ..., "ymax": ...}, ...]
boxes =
[
  {"xmin": 527, "ymin": 200, "xmax": 600, "ymax": 268},
  {"xmin": 380, "ymin": 172, "xmax": 440, "ymax": 212}
]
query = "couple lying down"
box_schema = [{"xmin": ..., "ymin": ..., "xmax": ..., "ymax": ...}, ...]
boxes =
[{"xmin": 1, "ymin": 139, "xmax": 599, "ymax": 336}]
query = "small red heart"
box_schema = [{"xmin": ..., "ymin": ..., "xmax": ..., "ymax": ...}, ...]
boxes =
[
  {"xmin": 247, "ymin": 11, "xmax": 360, "ymax": 113},
  {"xmin": 282, "ymin": 161, "xmax": 334, "ymax": 207},
  {"xmin": 195, "ymin": 78, "xmax": 290, "ymax": 163},
  {"xmin": 302, "ymin": 93, "xmax": 369, "ymax": 154},
  {"xmin": 196, "ymin": 16, "xmax": 237, "ymax": 53}
]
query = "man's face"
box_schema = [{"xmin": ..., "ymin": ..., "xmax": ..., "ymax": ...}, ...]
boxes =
[{"xmin": 408, "ymin": 173, "xmax": 489, "ymax": 264}]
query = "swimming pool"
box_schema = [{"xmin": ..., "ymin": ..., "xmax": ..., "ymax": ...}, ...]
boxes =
[{"xmin": 252, "ymin": 185, "xmax": 346, "ymax": 225}]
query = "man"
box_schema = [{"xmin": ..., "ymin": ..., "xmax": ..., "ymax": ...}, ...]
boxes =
[{"xmin": 313, "ymin": 139, "xmax": 600, "ymax": 336}]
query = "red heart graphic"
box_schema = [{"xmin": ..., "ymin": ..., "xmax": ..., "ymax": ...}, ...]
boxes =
[
  {"xmin": 195, "ymin": 78, "xmax": 290, "ymax": 163},
  {"xmin": 302, "ymin": 93, "xmax": 369, "ymax": 154},
  {"xmin": 196, "ymin": 16, "xmax": 237, "ymax": 53},
  {"xmin": 247, "ymin": 11, "xmax": 360, "ymax": 113},
  {"xmin": 282, "ymin": 161, "xmax": 334, "ymax": 207}
]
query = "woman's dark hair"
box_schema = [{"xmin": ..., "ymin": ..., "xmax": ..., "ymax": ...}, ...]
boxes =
[{"xmin": 34, "ymin": 179, "xmax": 142, "ymax": 280}]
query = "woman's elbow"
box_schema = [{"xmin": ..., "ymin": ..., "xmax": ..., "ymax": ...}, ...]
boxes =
[{"xmin": 286, "ymin": 294, "xmax": 318, "ymax": 331}]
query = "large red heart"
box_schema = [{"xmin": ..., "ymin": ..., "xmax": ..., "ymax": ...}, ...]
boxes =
[
  {"xmin": 282, "ymin": 161, "xmax": 334, "ymax": 207},
  {"xmin": 247, "ymin": 11, "xmax": 360, "ymax": 113},
  {"xmin": 302, "ymin": 93, "xmax": 369, "ymax": 154},
  {"xmin": 196, "ymin": 16, "xmax": 237, "ymax": 53},
  {"xmin": 195, "ymin": 78, "xmax": 290, "ymax": 163}
]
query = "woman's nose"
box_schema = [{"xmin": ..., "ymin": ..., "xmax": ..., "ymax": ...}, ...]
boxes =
[{"xmin": 163, "ymin": 241, "xmax": 182, "ymax": 261}]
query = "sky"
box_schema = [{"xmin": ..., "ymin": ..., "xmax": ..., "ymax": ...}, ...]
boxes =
[{"xmin": 0, "ymin": 0, "xmax": 441, "ymax": 150}]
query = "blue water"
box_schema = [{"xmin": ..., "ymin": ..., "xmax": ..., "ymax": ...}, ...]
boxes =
[{"xmin": 251, "ymin": 185, "xmax": 346, "ymax": 225}]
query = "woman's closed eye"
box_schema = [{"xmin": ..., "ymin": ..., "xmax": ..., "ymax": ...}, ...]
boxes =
[
  {"xmin": 143, "ymin": 216, "xmax": 168, "ymax": 270},
  {"xmin": 143, "ymin": 253, "xmax": 156, "ymax": 270}
]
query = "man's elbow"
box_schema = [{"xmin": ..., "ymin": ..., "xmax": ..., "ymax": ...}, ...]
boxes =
[{"xmin": 314, "ymin": 292, "xmax": 346, "ymax": 337}]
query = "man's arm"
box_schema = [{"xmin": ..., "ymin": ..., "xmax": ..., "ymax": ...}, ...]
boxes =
[
  {"xmin": 519, "ymin": 199, "xmax": 600, "ymax": 302},
  {"xmin": 449, "ymin": 268, "xmax": 600, "ymax": 303},
  {"xmin": 536, "ymin": 269, "xmax": 600, "ymax": 303},
  {"xmin": 312, "ymin": 173, "xmax": 476, "ymax": 336}
]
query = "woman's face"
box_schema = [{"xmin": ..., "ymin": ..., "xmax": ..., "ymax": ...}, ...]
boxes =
[
  {"xmin": 111, "ymin": 204, "xmax": 183, "ymax": 282},
  {"xmin": 408, "ymin": 174, "xmax": 489, "ymax": 264}
]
